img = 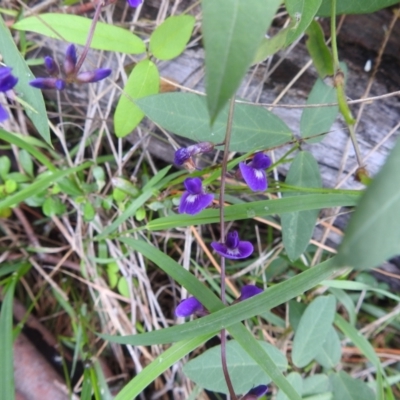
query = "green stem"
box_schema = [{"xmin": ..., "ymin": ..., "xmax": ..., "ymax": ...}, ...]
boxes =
[
  {"xmin": 219, "ymin": 96, "xmax": 237, "ymax": 400},
  {"xmin": 74, "ymin": 0, "xmax": 104, "ymax": 74}
]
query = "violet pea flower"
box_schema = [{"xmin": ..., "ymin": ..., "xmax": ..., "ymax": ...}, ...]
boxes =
[
  {"xmin": 178, "ymin": 177, "xmax": 214, "ymax": 215},
  {"xmin": 0, "ymin": 67, "xmax": 18, "ymax": 122},
  {"xmin": 127, "ymin": 0, "xmax": 143, "ymax": 6},
  {"xmin": 239, "ymin": 152, "xmax": 272, "ymax": 191},
  {"xmin": 241, "ymin": 385, "xmax": 269, "ymax": 399},
  {"xmin": 211, "ymin": 230, "xmax": 254, "ymax": 260},
  {"xmin": 175, "ymin": 297, "xmax": 206, "ymax": 318}
]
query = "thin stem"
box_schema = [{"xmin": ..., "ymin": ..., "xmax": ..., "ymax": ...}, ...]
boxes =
[
  {"xmin": 330, "ymin": 0, "xmax": 339, "ymax": 70},
  {"xmin": 74, "ymin": 0, "xmax": 104, "ymax": 73},
  {"xmin": 219, "ymin": 96, "xmax": 237, "ymax": 400}
]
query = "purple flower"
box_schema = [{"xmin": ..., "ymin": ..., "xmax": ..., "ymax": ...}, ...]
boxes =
[
  {"xmin": 127, "ymin": 0, "xmax": 143, "ymax": 6},
  {"xmin": 238, "ymin": 285, "xmax": 263, "ymax": 301},
  {"xmin": 239, "ymin": 152, "xmax": 272, "ymax": 192},
  {"xmin": 242, "ymin": 385, "xmax": 269, "ymax": 399},
  {"xmin": 175, "ymin": 297, "xmax": 206, "ymax": 317},
  {"xmin": 211, "ymin": 231, "xmax": 254, "ymax": 260},
  {"xmin": 29, "ymin": 44, "xmax": 111, "ymax": 90},
  {"xmin": 44, "ymin": 56, "xmax": 59, "ymax": 76},
  {"xmin": 0, "ymin": 67, "xmax": 18, "ymax": 122},
  {"xmin": 174, "ymin": 142, "xmax": 215, "ymax": 171},
  {"xmin": 76, "ymin": 69, "xmax": 112, "ymax": 83},
  {"xmin": 178, "ymin": 177, "xmax": 214, "ymax": 215},
  {"xmin": 63, "ymin": 44, "xmax": 77, "ymax": 75},
  {"xmin": 29, "ymin": 77, "xmax": 66, "ymax": 91}
]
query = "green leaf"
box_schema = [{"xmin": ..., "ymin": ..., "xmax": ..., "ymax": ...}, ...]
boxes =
[
  {"xmin": 253, "ymin": 21, "xmax": 296, "ymax": 64},
  {"xmin": 289, "ymin": 300, "xmax": 307, "ymax": 332},
  {"xmin": 303, "ymin": 374, "xmax": 331, "ymax": 396},
  {"xmin": 13, "ymin": 14, "xmax": 146, "ymax": 54},
  {"xmin": 114, "ymin": 59, "xmax": 160, "ymax": 138},
  {"xmin": 0, "ymin": 161, "xmax": 92, "ymax": 211},
  {"xmin": 330, "ymin": 371, "xmax": 375, "ymax": 400},
  {"xmin": 317, "ymin": 0, "xmax": 400, "ymax": 16},
  {"xmin": 329, "ymin": 287, "xmax": 356, "ymax": 326},
  {"xmin": 147, "ymin": 192, "xmax": 359, "ymax": 231},
  {"xmin": 18, "ymin": 149, "xmax": 34, "ymax": 176},
  {"xmin": 0, "ymin": 278, "xmax": 17, "ymax": 400},
  {"xmin": 284, "ymin": 0, "xmax": 323, "ymax": 46},
  {"xmin": 183, "ymin": 340, "xmax": 287, "ymax": 395},
  {"xmin": 42, "ymin": 196, "xmax": 66, "ymax": 217},
  {"xmin": 202, "ymin": 0, "xmax": 281, "ymax": 121},
  {"xmin": 0, "ymin": 129, "xmax": 55, "ymax": 171},
  {"xmin": 137, "ymin": 93, "xmax": 292, "ymax": 152},
  {"xmin": 336, "ymin": 136, "xmax": 400, "ymax": 269},
  {"xmin": 300, "ymin": 79, "xmax": 338, "ymax": 143},
  {"xmin": 102, "ymin": 256, "xmax": 337, "ymax": 346},
  {"xmin": 306, "ymin": 21, "xmax": 334, "ymax": 78},
  {"xmin": 83, "ymin": 201, "xmax": 95, "ymax": 222},
  {"xmin": 114, "ymin": 334, "xmax": 214, "ymax": 400},
  {"xmin": 292, "ymin": 295, "xmax": 336, "ymax": 368},
  {"xmin": 276, "ymin": 372, "xmax": 303, "ymax": 400},
  {"xmin": 150, "ymin": 15, "xmax": 195, "ymax": 60},
  {"xmin": 0, "ymin": 16, "xmax": 50, "ymax": 144},
  {"xmin": 314, "ymin": 327, "xmax": 341, "ymax": 368},
  {"xmin": 281, "ymin": 151, "xmax": 322, "ymax": 261}
]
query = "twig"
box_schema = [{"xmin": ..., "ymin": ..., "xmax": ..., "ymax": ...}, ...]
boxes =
[{"xmin": 219, "ymin": 97, "xmax": 237, "ymax": 400}]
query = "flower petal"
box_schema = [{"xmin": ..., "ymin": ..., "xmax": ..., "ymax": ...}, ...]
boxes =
[
  {"xmin": 239, "ymin": 162, "xmax": 267, "ymax": 191},
  {"xmin": 29, "ymin": 78, "xmax": 65, "ymax": 90},
  {"xmin": 251, "ymin": 152, "xmax": 271, "ymax": 170},
  {"xmin": 225, "ymin": 230, "xmax": 239, "ymax": 249},
  {"xmin": 183, "ymin": 177, "xmax": 203, "ymax": 194},
  {"xmin": 44, "ymin": 56, "xmax": 59, "ymax": 76},
  {"xmin": 127, "ymin": 0, "xmax": 143, "ymax": 7},
  {"xmin": 239, "ymin": 285, "xmax": 263, "ymax": 301},
  {"xmin": 76, "ymin": 68, "xmax": 112, "ymax": 83},
  {"xmin": 175, "ymin": 297, "xmax": 203, "ymax": 317},
  {"xmin": 245, "ymin": 385, "xmax": 268, "ymax": 398},
  {"xmin": 64, "ymin": 44, "xmax": 77, "ymax": 75},
  {"xmin": 179, "ymin": 192, "xmax": 214, "ymax": 215},
  {"xmin": 174, "ymin": 148, "xmax": 191, "ymax": 165},
  {"xmin": 0, "ymin": 104, "xmax": 9, "ymax": 123},
  {"xmin": 0, "ymin": 67, "xmax": 18, "ymax": 92},
  {"xmin": 211, "ymin": 240, "xmax": 253, "ymax": 259}
]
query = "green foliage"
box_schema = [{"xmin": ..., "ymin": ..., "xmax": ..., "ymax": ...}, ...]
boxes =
[
  {"xmin": 147, "ymin": 192, "xmax": 359, "ymax": 231},
  {"xmin": 0, "ymin": 16, "xmax": 50, "ymax": 144},
  {"xmin": 300, "ymin": 79, "xmax": 338, "ymax": 143},
  {"xmin": 183, "ymin": 340, "xmax": 287, "ymax": 395},
  {"xmin": 306, "ymin": 21, "xmax": 334, "ymax": 78},
  {"xmin": 317, "ymin": 0, "xmax": 400, "ymax": 16},
  {"xmin": 314, "ymin": 326, "xmax": 341, "ymax": 368},
  {"xmin": 0, "ymin": 277, "xmax": 17, "ymax": 400},
  {"xmin": 292, "ymin": 295, "xmax": 336, "ymax": 368},
  {"xmin": 276, "ymin": 372, "xmax": 303, "ymax": 400},
  {"xmin": 281, "ymin": 151, "xmax": 322, "ymax": 260},
  {"xmin": 201, "ymin": 0, "xmax": 281, "ymax": 121},
  {"xmin": 137, "ymin": 92, "xmax": 292, "ymax": 151},
  {"xmin": 284, "ymin": 0, "xmax": 323, "ymax": 46},
  {"xmin": 150, "ymin": 15, "xmax": 195, "ymax": 60},
  {"xmin": 331, "ymin": 371, "xmax": 375, "ymax": 400},
  {"xmin": 337, "ymin": 136, "xmax": 400, "ymax": 269},
  {"xmin": 13, "ymin": 14, "xmax": 146, "ymax": 54},
  {"xmin": 114, "ymin": 59, "xmax": 160, "ymax": 138}
]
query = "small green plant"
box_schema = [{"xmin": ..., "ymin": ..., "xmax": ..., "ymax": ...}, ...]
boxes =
[{"xmin": 1, "ymin": 0, "xmax": 400, "ymax": 399}]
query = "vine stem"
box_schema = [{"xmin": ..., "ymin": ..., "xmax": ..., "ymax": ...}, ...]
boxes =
[
  {"xmin": 74, "ymin": 0, "xmax": 104, "ymax": 74},
  {"xmin": 331, "ymin": 0, "xmax": 364, "ymax": 167},
  {"xmin": 219, "ymin": 97, "xmax": 237, "ymax": 400}
]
